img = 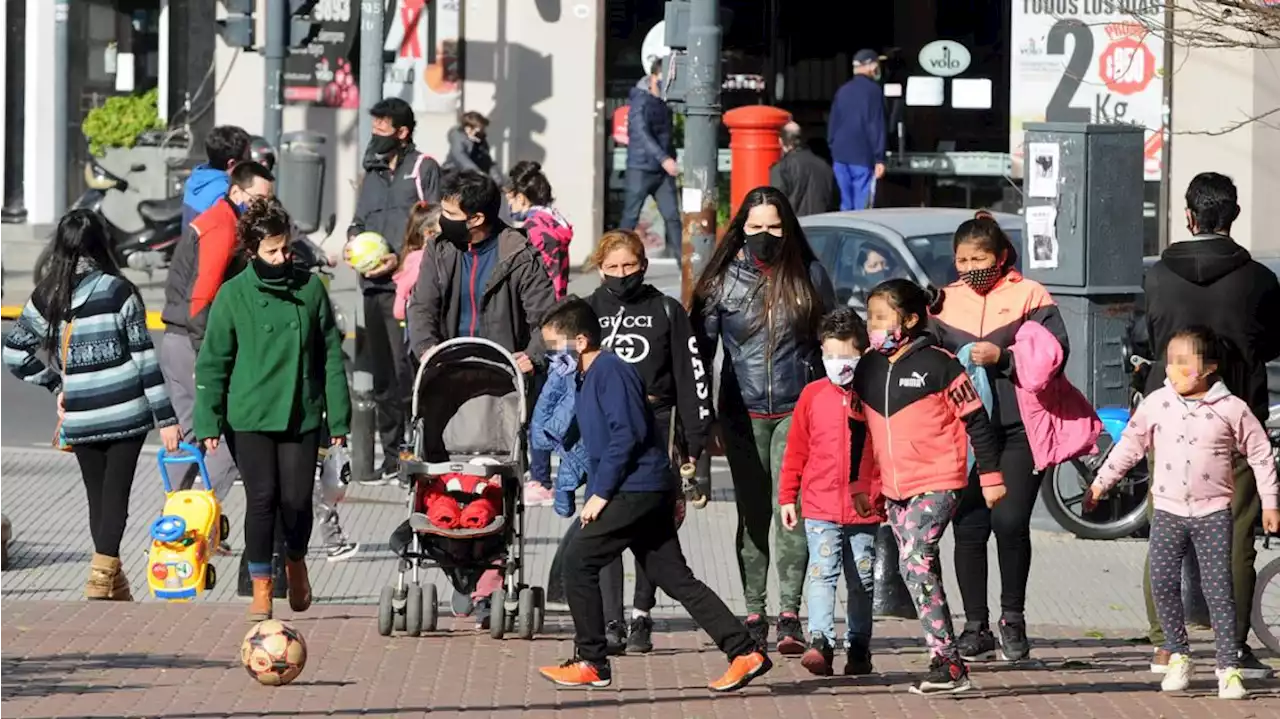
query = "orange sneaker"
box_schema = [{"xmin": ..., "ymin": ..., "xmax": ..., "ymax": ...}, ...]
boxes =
[
  {"xmin": 708, "ymin": 650, "xmax": 773, "ymax": 692},
  {"xmin": 538, "ymin": 659, "xmax": 612, "ymax": 688}
]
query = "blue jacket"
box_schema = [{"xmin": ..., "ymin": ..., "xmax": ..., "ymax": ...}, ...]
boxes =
[
  {"xmin": 530, "ymin": 369, "xmax": 590, "ymax": 517},
  {"xmin": 457, "ymin": 234, "xmax": 500, "ymax": 337},
  {"xmin": 827, "ymin": 76, "xmax": 886, "ymax": 168},
  {"xmin": 957, "ymin": 343, "xmax": 995, "ymax": 477},
  {"xmin": 626, "ymin": 78, "xmax": 673, "ymax": 172},
  {"xmin": 183, "ymin": 164, "xmax": 230, "ymax": 229},
  {"xmin": 577, "ymin": 352, "xmax": 673, "ymax": 499}
]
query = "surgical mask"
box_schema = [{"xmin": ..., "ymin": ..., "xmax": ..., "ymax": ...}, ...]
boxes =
[
  {"xmin": 823, "ymin": 357, "xmax": 859, "ymax": 386},
  {"xmin": 546, "ymin": 348, "xmax": 579, "ymax": 377},
  {"xmin": 603, "ymin": 272, "xmax": 646, "ymax": 301},
  {"xmin": 253, "ymin": 256, "xmax": 291, "ymax": 282},
  {"xmin": 869, "ymin": 327, "xmax": 904, "ymax": 354},
  {"xmin": 863, "ymin": 269, "xmax": 888, "ymax": 287},
  {"xmin": 437, "ymin": 216, "xmax": 471, "ymax": 250},
  {"xmin": 959, "ymin": 266, "xmax": 1002, "ymax": 295},
  {"xmin": 367, "ymin": 134, "xmax": 399, "ymax": 157},
  {"xmin": 744, "ymin": 232, "xmax": 781, "ymax": 265}
]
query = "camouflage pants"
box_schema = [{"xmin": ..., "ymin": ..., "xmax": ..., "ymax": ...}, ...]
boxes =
[{"xmin": 723, "ymin": 413, "xmax": 806, "ymax": 616}]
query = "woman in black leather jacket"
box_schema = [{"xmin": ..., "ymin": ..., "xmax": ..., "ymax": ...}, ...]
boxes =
[{"xmin": 691, "ymin": 185, "xmax": 836, "ymax": 654}]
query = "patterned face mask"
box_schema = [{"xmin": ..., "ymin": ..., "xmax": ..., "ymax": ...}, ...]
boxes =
[{"xmin": 959, "ymin": 266, "xmax": 1002, "ymax": 295}]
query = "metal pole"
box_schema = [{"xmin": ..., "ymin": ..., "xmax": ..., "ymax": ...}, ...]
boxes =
[
  {"xmin": 679, "ymin": 0, "xmax": 721, "ymax": 306},
  {"xmin": 2, "ymin": 0, "xmax": 28, "ymax": 223},
  {"xmin": 53, "ymin": 0, "xmax": 69, "ymax": 218},
  {"xmin": 358, "ymin": 0, "xmax": 385, "ymax": 148},
  {"xmin": 264, "ymin": 0, "xmax": 286, "ymax": 150}
]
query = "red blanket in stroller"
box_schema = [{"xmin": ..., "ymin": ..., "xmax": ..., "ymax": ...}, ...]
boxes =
[{"xmin": 422, "ymin": 473, "xmax": 502, "ymax": 530}]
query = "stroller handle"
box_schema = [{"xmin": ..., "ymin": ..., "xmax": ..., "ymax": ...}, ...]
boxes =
[{"xmin": 157, "ymin": 441, "xmax": 213, "ymax": 494}]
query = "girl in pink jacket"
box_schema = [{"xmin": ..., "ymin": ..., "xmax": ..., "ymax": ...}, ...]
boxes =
[{"xmin": 1088, "ymin": 327, "xmax": 1280, "ymax": 700}]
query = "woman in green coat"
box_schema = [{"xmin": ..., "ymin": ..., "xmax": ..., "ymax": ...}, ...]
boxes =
[{"xmin": 195, "ymin": 197, "xmax": 352, "ymax": 621}]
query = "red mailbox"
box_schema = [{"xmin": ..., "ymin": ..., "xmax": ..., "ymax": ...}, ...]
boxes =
[{"xmin": 722, "ymin": 105, "xmax": 792, "ymax": 216}]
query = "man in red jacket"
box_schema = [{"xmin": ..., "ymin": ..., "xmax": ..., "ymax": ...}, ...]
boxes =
[{"xmin": 778, "ymin": 307, "xmax": 883, "ymax": 677}]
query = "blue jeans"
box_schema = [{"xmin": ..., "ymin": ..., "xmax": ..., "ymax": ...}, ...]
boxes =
[
  {"xmin": 833, "ymin": 162, "xmax": 876, "ymax": 211},
  {"xmin": 804, "ymin": 519, "xmax": 876, "ymax": 645},
  {"xmin": 619, "ymin": 168, "xmax": 682, "ymax": 264}
]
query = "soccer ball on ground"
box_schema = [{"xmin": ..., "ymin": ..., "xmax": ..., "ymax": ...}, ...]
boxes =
[
  {"xmin": 346, "ymin": 231, "xmax": 391, "ymax": 275},
  {"xmin": 242, "ymin": 619, "xmax": 308, "ymax": 686}
]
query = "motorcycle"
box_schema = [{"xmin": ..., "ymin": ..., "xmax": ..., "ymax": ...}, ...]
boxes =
[{"xmin": 70, "ymin": 156, "xmax": 184, "ymax": 275}]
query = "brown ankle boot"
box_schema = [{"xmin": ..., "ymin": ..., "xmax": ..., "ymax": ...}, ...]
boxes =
[
  {"xmin": 284, "ymin": 558, "xmax": 312, "ymax": 612},
  {"xmin": 109, "ymin": 562, "xmax": 134, "ymax": 601},
  {"xmin": 85, "ymin": 553, "xmax": 119, "ymax": 600},
  {"xmin": 248, "ymin": 578, "xmax": 274, "ymax": 622}
]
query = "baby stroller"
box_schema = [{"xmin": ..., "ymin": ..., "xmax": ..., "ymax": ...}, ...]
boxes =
[{"xmin": 377, "ymin": 337, "xmax": 544, "ymax": 640}]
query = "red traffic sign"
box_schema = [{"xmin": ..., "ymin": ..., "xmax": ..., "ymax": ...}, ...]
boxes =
[{"xmin": 1098, "ymin": 37, "xmax": 1156, "ymax": 96}]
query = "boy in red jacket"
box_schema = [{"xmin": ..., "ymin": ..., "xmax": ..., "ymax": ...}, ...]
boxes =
[{"xmin": 779, "ymin": 307, "xmax": 883, "ymax": 677}]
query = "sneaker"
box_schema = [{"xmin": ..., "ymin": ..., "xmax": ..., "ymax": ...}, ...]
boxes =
[
  {"xmin": 359, "ymin": 461, "xmax": 394, "ymax": 486},
  {"xmin": 956, "ymin": 621, "xmax": 998, "ymax": 662},
  {"xmin": 1237, "ymin": 646, "xmax": 1276, "ymax": 680},
  {"xmin": 997, "ymin": 616, "xmax": 1031, "ymax": 662},
  {"xmin": 908, "ymin": 656, "xmax": 971, "ymax": 695},
  {"xmin": 1150, "ymin": 647, "xmax": 1171, "ymax": 674},
  {"xmin": 776, "ymin": 613, "xmax": 806, "ymax": 656},
  {"xmin": 800, "ymin": 633, "xmax": 834, "ymax": 676},
  {"xmin": 324, "ymin": 541, "xmax": 359, "ymax": 562},
  {"xmin": 745, "ymin": 614, "xmax": 769, "ymax": 650},
  {"xmin": 381, "ymin": 456, "xmax": 401, "ymax": 480},
  {"xmin": 1216, "ymin": 667, "xmax": 1248, "ymax": 700},
  {"xmin": 451, "ymin": 589, "xmax": 474, "ymax": 618},
  {"xmin": 605, "ymin": 620, "xmax": 628, "ymax": 656},
  {"xmin": 1160, "ymin": 653, "xmax": 1193, "ymax": 692},
  {"xmin": 539, "ymin": 658, "xmax": 612, "ymax": 688},
  {"xmin": 215, "ymin": 541, "xmax": 233, "ymax": 557},
  {"xmin": 523, "ymin": 481, "xmax": 555, "ymax": 507},
  {"xmin": 627, "ymin": 615, "xmax": 654, "ymax": 654},
  {"xmin": 843, "ymin": 636, "xmax": 873, "ymax": 676},
  {"xmin": 708, "ymin": 650, "xmax": 772, "ymax": 692},
  {"xmin": 474, "ymin": 597, "xmax": 492, "ymax": 630}
]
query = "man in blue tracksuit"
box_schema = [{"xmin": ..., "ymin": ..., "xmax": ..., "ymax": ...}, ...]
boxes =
[
  {"xmin": 619, "ymin": 59, "xmax": 682, "ymax": 265},
  {"xmin": 181, "ymin": 125, "xmax": 252, "ymax": 228},
  {"xmin": 827, "ymin": 50, "xmax": 887, "ymax": 211}
]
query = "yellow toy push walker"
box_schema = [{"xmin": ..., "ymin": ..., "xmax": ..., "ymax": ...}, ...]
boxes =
[{"xmin": 147, "ymin": 442, "xmax": 229, "ymax": 601}]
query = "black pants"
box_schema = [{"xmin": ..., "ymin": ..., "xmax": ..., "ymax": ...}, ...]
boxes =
[
  {"xmin": 73, "ymin": 436, "xmax": 146, "ymax": 557},
  {"xmin": 951, "ymin": 424, "xmax": 1039, "ymax": 623},
  {"xmin": 562, "ymin": 491, "xmax": 754, "ymax": 663},
  {"xmin": 362, "ymin": 291, "xmax": 413, "ymax": 458},
  {"xmin": 232, "ymin": 430, "xmax": 321, "ymax": 566},
  {"xmin": 559, "ymin": 519, "xmax": 658, "ymax": 624},
  {"xmin": 618, "ymin": 168, "xmax": 682, "ymax": 264},
  {"xmin": 1150, "ymin": 509, "xmax": 1237, "ymax": 667}
]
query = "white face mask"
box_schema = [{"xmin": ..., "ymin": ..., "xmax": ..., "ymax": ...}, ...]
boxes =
[{"xmin": 823, "ymin": 357, "xmax": 859, "ymax": 386}]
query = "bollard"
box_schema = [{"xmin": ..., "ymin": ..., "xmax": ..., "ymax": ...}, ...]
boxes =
[
  {"xmin": 722, "ymin": 105, "xmax": 792, "ymax": 216},
  {"xmin": 349, "ymin": 370, "xmax": 377, "ymax": 483},
  {"xmin": 872, "ymin": 523, "xmax": 917, "ymax": 619},
  {"xmin": 2, "ymin": 513, "xmax": 11, "ymax": 570}
]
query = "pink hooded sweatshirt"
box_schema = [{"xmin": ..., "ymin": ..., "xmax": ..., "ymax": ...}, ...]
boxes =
[
  {"xmin": 1009, "ymin": 321, "xmax": 1103, "ymax": 471},
  {"xmin": 1094, "ymin": 380, "xmax": 1280, "ymax": 517},
  {"xmin": 393, "ymin": 249, "xmax": 424, "ymax": 321}
]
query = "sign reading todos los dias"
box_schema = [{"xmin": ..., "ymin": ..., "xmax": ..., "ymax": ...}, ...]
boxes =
[{"xmin": 1010, "ymin": 0, "xmax": 1165, "ymax": 181}]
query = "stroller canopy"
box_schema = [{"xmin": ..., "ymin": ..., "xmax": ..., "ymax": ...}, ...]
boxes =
[{"xmin": 412, "ymin": 338, "xmax": 529, "ymax": 464}]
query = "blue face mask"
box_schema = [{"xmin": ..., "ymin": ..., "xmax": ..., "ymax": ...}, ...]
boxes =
[
  {"xmin": 546, "ymin": 348, "xmax": 579, "ymax": 377},
  {"xmin": 235, "ymin": 202, "xmax": 248, "ymax": 213}
]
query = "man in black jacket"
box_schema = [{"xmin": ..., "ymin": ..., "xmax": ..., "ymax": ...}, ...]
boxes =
[
  {"xmin": 347, "ymin": 98, "xmax": 442, "ymax": 483},
  {"xmin": 769, "ymin": 122, "xmax": 837, "ymax": 217},
  {"xmin": 619, "ymin": 59, "xmax": 682, "ymax": 265},
  {"xmin": 1142, "ymin": 171, "xmax": 1280, "ymax": 678}
]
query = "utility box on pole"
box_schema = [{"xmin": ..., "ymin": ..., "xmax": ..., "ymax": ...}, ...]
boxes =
[{"xmin": 1020, "ymin": 122, "xmax": 1145, "ymax": 411}]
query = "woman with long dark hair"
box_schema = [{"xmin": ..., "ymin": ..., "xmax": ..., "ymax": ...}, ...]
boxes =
[
  {"xmin": 691, "ymin": 185, "xmax": 836, "ymax": 654},
  {"xmin": 4, "ymin": 209, "xmax": 181, "ymax": 600},
  {"xmin": 195, "ymin": 197, "xmax": 351, "ymax": 621}
]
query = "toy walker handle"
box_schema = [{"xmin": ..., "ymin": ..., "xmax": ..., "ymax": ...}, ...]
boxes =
[{"xmin": 157, "ymin": 441, "xmax": 213, "ymax": 493}]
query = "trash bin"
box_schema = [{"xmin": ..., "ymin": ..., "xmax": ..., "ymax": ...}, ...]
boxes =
[{"xmin": 277, "ymin": 131, "xmax": 327, "ymax": 234}]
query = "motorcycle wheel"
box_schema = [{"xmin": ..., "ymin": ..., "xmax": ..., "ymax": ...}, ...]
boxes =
[{"xmin": 1040, "ymin": 442, "xmax": 1150, "ymax": 541}]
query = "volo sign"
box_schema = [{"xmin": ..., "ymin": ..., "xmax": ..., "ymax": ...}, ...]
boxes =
[{"xmin": 1009, "ymin": 0, "xmax": 1165, "ymax": 181}]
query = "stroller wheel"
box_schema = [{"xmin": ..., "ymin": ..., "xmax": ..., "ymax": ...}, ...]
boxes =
[
  {"xmin": 394, "ymin": 586, "xmax": 407, "ymax": 632},
  {"xmin": 489, "ymin": 588, "xmax": 507, "ymax": 640},
  {"xmin": 405, "ymin": 584, "xmax": 424, "ymax": 637},
  {"xmin": 531, "ymin": 587, "xmax": 546, "ymax": 634},
  {"xmin": 423, "ymin": 583, "xmax": 439, "ymax": 632},
  {"xmin": 516, "ymin": 587, "xmax": 536, "ymax": 640},
  {"xmin": 377, "ymin": 585, "xmax": 395, "ymax": 636}
]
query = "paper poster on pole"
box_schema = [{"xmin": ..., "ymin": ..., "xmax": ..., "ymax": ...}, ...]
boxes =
[
  {"xmin": 1026, "ymin": 205, "xmax": 1059, "ymax": 270},
  {"xmin": 1009, "ymin": 4, "xmax": 1165, "ymax": 181},
  {"xmin": 1026, "ymin": 142, "xmax": 1059, "ymax": 199}
]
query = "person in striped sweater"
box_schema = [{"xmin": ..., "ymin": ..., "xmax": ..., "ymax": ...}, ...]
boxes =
[{"xmin": 4, "ymin": 210, "xmax": 182, "ymax": 601}]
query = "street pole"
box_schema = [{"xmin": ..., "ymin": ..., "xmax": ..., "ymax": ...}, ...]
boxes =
[
  {"xmin": 2, "ymin": 0, "xmax": 28, "ymax": 223},
  {"xmin": 52, "ymin": 0, "xmax": 69, "ymax": 218},
  {"xmin": 263, "ymin": 0, "xmax": 286, "ymax": 150},
  {"xmin": 679, "ymin": 0, "xmax": 721, "ymax": 307},
  {"xmin": 358, "ymin": 0, "xmax": 384, "ymax": 147}
]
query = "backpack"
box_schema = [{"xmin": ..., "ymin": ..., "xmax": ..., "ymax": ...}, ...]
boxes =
[{"xmin": 407, "ymin": 152, "xmax": 434, "ymax": 203}]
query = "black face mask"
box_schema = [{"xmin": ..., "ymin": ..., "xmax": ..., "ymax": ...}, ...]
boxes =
[
  {"xmin": 603, "ymin": 272, "xmax": 646, "ymax": 301},
  {"xmin": 367, "ymin": 134, "xmax": 399, "ymax": 157},
  {"xmin": 744, "ymin": 232, "xmax": 782, "ymax": 265},
  {"xmin": 253, "ymin": 256, "xmax": 291, "ymax": 282},
  {"xmin": 438, "ymin": 216, "xmax": 472, "ymax": 250}
]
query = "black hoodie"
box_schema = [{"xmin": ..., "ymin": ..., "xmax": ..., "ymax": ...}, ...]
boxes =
[
  {"xmin": 587, "ymin": 283, "xmax": 714, "ymax": 460},
  {"xmin": 1143, "ymin": 234, "xmax": 1280, "ymax": 421}
]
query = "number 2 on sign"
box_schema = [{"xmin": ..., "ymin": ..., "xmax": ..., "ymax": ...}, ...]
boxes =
[{"xmin": 1045, "ymin": 19, "xmax": 1092, "ymax": 123}]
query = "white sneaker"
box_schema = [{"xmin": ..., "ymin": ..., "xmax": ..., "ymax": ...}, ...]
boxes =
[
  {"xmin": 1160, "ymin": 653, "xmax": 1193, "ymax": 692},
  {"xmin": 1216, "ymin": 667, "xmax": 1248, "ymax": 700}
]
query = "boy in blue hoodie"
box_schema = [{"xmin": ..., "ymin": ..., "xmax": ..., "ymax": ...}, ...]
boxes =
[
  {"xmin": 182, "ymin": 126, "xmax": 252, "ymax": 228},
  {"xmin": 535, "ymin": 297, "xmax": 772, "ymax": 693}
]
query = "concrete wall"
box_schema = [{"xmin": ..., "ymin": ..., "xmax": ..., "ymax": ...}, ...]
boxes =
[{"xmin": 212, "ymin": 0, "xmax": 604, "ymax": 263}]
